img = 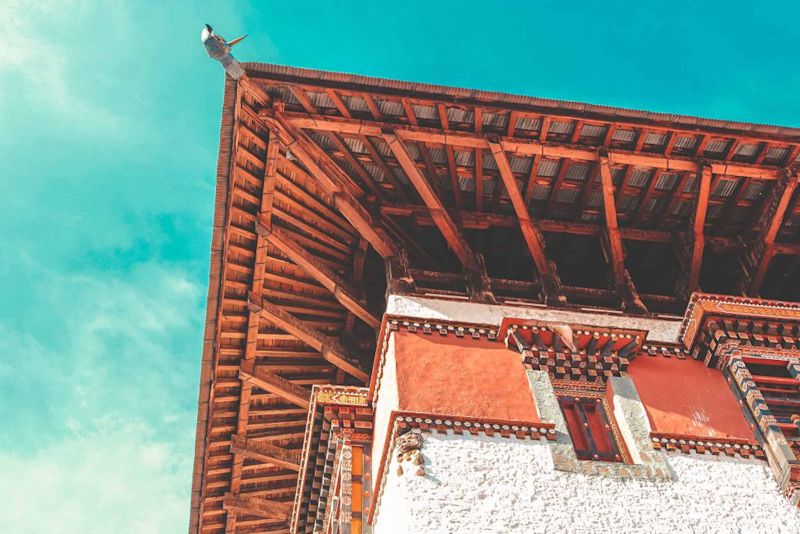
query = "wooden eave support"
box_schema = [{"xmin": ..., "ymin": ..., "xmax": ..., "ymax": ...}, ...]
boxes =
[
  {"xmin": 239, "ymin": 359, "xmax": 311, "ymax": 408},
  {"xmin": 229, "ymin": 434, "xmax": 302, "ymax": 472},
  {"xmin": 489, "ymin": 141, "xmax": 565, "ymax": 305},
  {"xmin": 598, "ymin": 152, "xmax": 647, "ymax": 314},
  {"xmin": 248, "ymin": 294, "xmax": 370, "ymax": 382},
  {"xmin": 286, "ymin": 116, "xmax": 783, "ymax": 180},
  {"xmin": 256, "ymin": 220, "xmax": 380, "ymax": 329},
  {"xmin": 382, "ymin": 131, "xmax": 475, "ymax": 267},
  {"xmin": 257, "ymin": 106, "xmax": 398, "ymax": 259},
  {"xmin": 687, "ymin": 165, "xmax": 712, "ymax": 295},
  {"xmin": 741, "ymin": 168, "xmax": 799, "ymax": 295},
  {"xmin": 385, "ymin": 247, "xmax": 416, "ymax": 296},
  {"xmin": 223, "ymin": 493, "xmax": 292, "ymax": 521},
  {"xmin": 383, "ymin": 130, "xmax": 495, "ymax": 302}
]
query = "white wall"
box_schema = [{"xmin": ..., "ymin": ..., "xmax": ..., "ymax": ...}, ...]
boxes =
[{"xmin": 373, "ymin": 432, "xmax": 800, "ymax": 534}]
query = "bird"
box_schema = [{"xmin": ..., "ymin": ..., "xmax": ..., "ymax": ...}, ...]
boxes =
[
  {"xmin": 551, "ymin": 323, "xmax": 577, "ymax": 353},
  {"xmin": 201, "ymin": 24, "xmax": 247, "ymax": 79}
]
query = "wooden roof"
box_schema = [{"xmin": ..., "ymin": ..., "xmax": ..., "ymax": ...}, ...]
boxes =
[{"xmin": 191, "ymin": 63, "xmax": 800, "ymax": 533}]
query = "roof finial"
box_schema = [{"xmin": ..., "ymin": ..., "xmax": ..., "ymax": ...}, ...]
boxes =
[{"xmin": 201, "ymin": 24, "xmax": 247, "ymax": 79}]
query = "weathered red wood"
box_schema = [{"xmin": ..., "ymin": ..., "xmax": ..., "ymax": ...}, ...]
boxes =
[
  {"xmin": 230, "ymin": 434, "xmax": 302, "ymax": 471},
  {"xmin": 260, "ymin": 109, "xmax": 398, "ymax": 258},
  {"xmin": 239, "ymin": 359, "xmax": 312, "ymax": 408},
  {"xmin": 383, "ymin": 131, "xmax": 476, "ymax": 268},
  {"xmin": 286, "ymin": 116, "xmax": 782, "ymax": 180},
  {"xmin": 688, "ymin": 165, "xmax": 712, "ymax": 293},
  {"xmin": 489, "ymin": 141, "xmax": 564, "ymax": 304},
  {"xmin": 599, "ymin": 153, "xmax": 646, "ymax": 313},
  {"xmin": 743, "ymin": 170, "xmax": 799, "ymax": 294},
  {"xmin": 223, "ymin": 493, "xmax": 292, "ymax": 520},
  {"xmin": 258, "ymin": 221, "xmax": 380, "ymax": 329},
  {"xmin": 248, "ymin": 295, "xmax": 370, "ymax": 382}
]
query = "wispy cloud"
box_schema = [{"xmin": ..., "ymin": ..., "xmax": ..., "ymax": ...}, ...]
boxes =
[
  {"xmin": 0, "ymin": 0, "xmax": 128, "ymax": 135},
  {"xmin": 0, "ymin": 262, "xmax": 203, "ymax": 532},
  {"xmin": 0, "ymin": 422, "xmax": 191, "ymax": 533}
]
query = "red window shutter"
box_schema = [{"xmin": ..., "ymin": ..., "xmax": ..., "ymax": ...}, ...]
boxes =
[{"xmin": 558, "ymin": 394, "xmax": 623, "ymax": 462}]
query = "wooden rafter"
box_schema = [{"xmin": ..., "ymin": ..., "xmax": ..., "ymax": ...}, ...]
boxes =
[
  {"xmin": 359, "ymin": 134, "xmax": 409, "ymax": 202},
  {"xmin": 223, "ymin": 493, "xmax": 292, "ymax": 521},
  {"xmin": 287, "ymin": 116, "xmax": 783, "ymax": 180},
  {"xmin": 475, "ymin": 148, "xmax": 485, "ymax": 211},
  {"xmin": 598, "ymin": 152, "xmax": 646, "ymax": 313},
  {"xmin": 230, "ymin": 434, "xmax": 302, "ymax": 472},
  {"xmin": 687, "ymin": 165, "xmax": 712, "ymax": 294},
  {"xmin": 380, "ymin": 201, "xmax": 754, "ymax": 250},
  {"xmin": 259, "ymin": 107, "xmax": 398, "ymax": 258},
  {"xmin": 437, "ymin": 103, "xmax": 463, "ymax": 209},
  {"xmin": 741, "ymin": 168, "xmax": 799, "ymax": 294},
  {"xmin": 631, "ymin": 169, "xmax": 663, "ymax": 226},
  {"xmin": 248, "ymin": 294, "xmax": 370, "ymax": 382},
  {"xmin": 257, "ymin": 220, "xmax": 380, "ymax": 329},
  {"xmin": 489, "ymin": 141, "xmax": 565, "ymax": 304},
  {"xmin": 239, "ymin": 359, "xmax": 312, "ymax": 408},
  {"xmin": 545, "ymin": 159, "xmax": 571, "ymax": 213},
  {"xmin": 382, "ymin": 131, "xmax": 476, "ymax": 268},
  {"xmin": 574, "ymin": 162, "xmax": 600, "ymax": 220},
  {"xmin": 226, "ymin": 126, "xmax": 281, "ymax": 532}
]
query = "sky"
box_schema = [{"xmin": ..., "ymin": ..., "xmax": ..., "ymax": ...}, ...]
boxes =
[{"xmin": 2, "ymin": 1, "xmax": 800, "ymax": 532}]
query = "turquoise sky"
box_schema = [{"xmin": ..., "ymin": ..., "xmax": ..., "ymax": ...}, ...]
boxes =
[{"xmin": 2, "ymin": 1, "xmax": 800, "ymax": 531}]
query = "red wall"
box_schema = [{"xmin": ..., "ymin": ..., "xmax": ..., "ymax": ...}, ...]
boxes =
[
  {"xmin": 391, "ymin": 331, "xmax": 540, "ymax": 423},
  {"xmin": 629, "ymin": 356, "xmax": 754, "ymax": 440}
]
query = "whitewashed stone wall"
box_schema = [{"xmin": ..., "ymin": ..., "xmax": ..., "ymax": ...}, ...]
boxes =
[{"xmin": 373, "ymin": 432, "xmax": 800, "ymax": 534}]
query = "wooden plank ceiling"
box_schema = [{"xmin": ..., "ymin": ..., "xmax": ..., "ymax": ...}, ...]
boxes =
[{"xmin": 191, "ymin": 64, "xmax": 800, "ymax": 533}]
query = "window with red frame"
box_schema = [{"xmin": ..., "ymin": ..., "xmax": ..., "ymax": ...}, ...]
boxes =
[{"xmin": 557, "ymin": 394, "xmax": 624, "ymax": 462}]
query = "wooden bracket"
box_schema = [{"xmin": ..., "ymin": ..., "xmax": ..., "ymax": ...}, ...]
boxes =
[{"xmin": 248, "ymin": 293, "xmax": 370, "ymax": 382}]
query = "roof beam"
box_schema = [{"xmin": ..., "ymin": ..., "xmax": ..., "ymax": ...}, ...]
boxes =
[
  {"xmin": 257, "ymin": 221, "xmax": 380, "ymax": 329},
  {"xmin": 489, "ymin": 141, "xmax": 565, "ymax": 305},
  {"xmin": 239, "ymin": 359, "xmax": 311, "ymax": 409},
  {"xmin": 687, "ymin": 165, "xmax": 712, "ymax": 294},
  {"xmin": 258, "ymin": 108, "xmax": 398, "ymax": 259},
  {"xmin": 382, "ymin": 131, "xmax": 476, "ymax": 269},
  {"xmin": 223, "ymin": 493, "xmax": 291, "ymax": 521},
  {"xmin": 230, "ymin": 434, "xmax": 302, "ymax": 472},
  {"xmin": 598, "ymin": 152, "xmax": 647, "ymax": 314},
  {"xmin": 380, "ymin": 201, "xmax": 745, "ymax": 246},
  {"xmin": 248, "ymin": 294, "xmax": 370, "ymax": 382},
  {"xmin": 287, "ymin": 116, "xmax": 782, "ymax": 180},
  {"xmin": 740, "ymin": 168, "xmax": 799, "ymax": 295}
]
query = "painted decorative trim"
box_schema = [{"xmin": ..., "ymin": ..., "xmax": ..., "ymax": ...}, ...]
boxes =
[
  {"xmin": 395, "ymin": 413, "xmax": 556, "ymax": 441},
  {"xmin": 713, "ymin": 342, "xmax": 800, "ymax": 506},
  {"xmin": 649, "ymin": 432, "xmax": 765, "ymax": 459},
  {"xmin": 641, "ymin": 343, "xmax": 691, "ymax": 359},
  {"xmin": 292, "ymin": 385, "xmax": 372, "ymax": 533},
  {"xmin": 386, "ymin": 317, "xmax": 499, "ymax": 340},
  {"xmin": 679, "ymin": 292, "xmax": 800, "ymax": 350}
]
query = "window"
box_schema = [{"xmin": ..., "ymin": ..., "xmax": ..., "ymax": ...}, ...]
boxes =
[{"xmin": 557, "ymin": 393, "xmax": 625, "ymax": 463}]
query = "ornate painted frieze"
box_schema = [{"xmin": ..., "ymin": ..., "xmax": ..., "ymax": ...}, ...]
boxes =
[
  {"xmin": 504, "ymin": 319, "xmax": 647, "ymax": 382},
  {"xmin": 649, "ymin": 432, "xmax": 764, "ymax": 459}
]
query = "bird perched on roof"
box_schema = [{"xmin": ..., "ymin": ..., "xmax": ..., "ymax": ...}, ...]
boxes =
[
  {"xmin": 201, "ymin": 24, "xmax": 247, "ymax": 79},
  {"xmin": 551, "ymin": 323, "xmax": 577, "ymax": 353}
]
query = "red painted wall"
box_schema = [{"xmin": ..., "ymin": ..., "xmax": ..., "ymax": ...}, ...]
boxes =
[
  {"xmin": 391, "ymin": 331, "xmax": 540, "ymax": 423},
  {"xmin": 629, "ymin": 356, "xmax": 754, "ymax": 440}
]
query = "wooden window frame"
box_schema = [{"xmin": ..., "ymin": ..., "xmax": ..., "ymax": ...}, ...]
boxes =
[{"xmin": 554, "ymin": 383, "xmax": 631, "ymax": 463}]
